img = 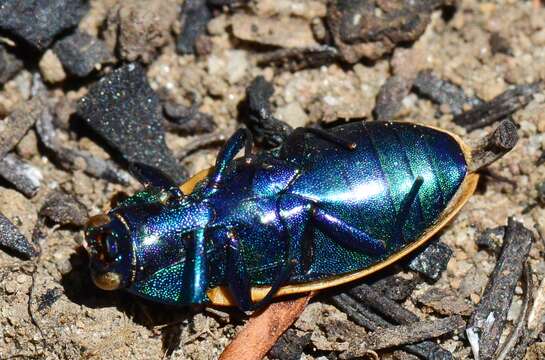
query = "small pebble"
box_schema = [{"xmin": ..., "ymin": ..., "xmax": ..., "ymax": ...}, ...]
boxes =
[{"xmin": 53, "ymin": 31, "xmax": 111, "ymax": 77}]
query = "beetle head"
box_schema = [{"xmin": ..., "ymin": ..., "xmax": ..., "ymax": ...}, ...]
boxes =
[{"xmin": 84, "ymin": 213, "xmax": 133, "ymax": 291}]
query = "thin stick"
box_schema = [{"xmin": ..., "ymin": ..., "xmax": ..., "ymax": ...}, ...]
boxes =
[{"xmin": 219, "ymin": 293, "xmax": 312, "ymax": 360}]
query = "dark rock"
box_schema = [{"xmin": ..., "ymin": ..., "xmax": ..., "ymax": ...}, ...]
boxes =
[
  {"xmin": 53, "ymin": 31, "xmax": 111, "ymax": 77},
  {"xmin": 490, "ymin": 32, "xmax": 513, "ymax": 56},
  {"xmin": 373, "ymin": 75, "xmax": 411, "ymax": 121},
  {"xmin": 0, "ymin": 211, "xmax": 37, "ymax": 259},
  {"xmin": 77, "ymin": 63, "xmax": 186, "ymax": 183},
  {"xmin": 0, "ymin": 153, "xmax": 42, "ymax": 197},
  {"xmin": 327, "ymin": 0, "xmax": 452, "ymax": 63},
  {"xmin": 0, "ymin": 45, "xmax": 23, "ymax": 84},
  {"xmin": 241, "ymin": 76, "xmax": 292, "ymax": 148},
  {"xmin": 0, "ymin": 0, "xmax": 89, "ymax": 50},
  {"xmin": 268, "ymin": 329, "xmax": 311, "ymax": 360},
  {"xmin": 177, "ymin": 0, "xmax": 212, "ymax": 55},
  {"xmin": 408, "ymin": 240, "xmax": 453, "ymax": 282},
  {"xmin": 413, "ymin": 70, "xmax": 483, "ymax": 116},
  {"xmin": 39, "ymin": 191, "xmax": 88, "ymax": 227}
]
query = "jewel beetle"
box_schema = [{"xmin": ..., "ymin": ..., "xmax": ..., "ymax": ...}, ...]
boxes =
[{"xmin": 84, "ymin": 121, "xmax": 481, "ymax": 311}]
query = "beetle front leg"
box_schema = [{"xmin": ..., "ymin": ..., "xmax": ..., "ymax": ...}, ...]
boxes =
[
  {"xmin": 182, "ymin": 228, "xmax": 209, "ymax": 304},
  {"xmin": 206, "ymin": 128, "xmax": 253, "ymax": 193}
]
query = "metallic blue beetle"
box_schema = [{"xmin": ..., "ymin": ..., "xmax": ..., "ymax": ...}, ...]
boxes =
[{"xmin": 84, "ymin": 121, "xmax": 478, "ymax": 310}]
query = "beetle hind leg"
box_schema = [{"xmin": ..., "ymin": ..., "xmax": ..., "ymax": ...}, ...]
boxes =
[
  {"xmin": 394, "ymin": 176, "xmax": 424, "ymax": 239},
  {"xmin": 311, "ymin": 207, "xmax": 386, "ymax": 255}
]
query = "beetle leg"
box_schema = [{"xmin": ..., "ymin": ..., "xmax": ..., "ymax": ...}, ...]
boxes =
[
  {"xmin": 182, "ymin": 228, "xmax": 209, "ymax": 304},
  {"xmin": 206, "ymin": 128, "xmax": 253, "ymax": 192},
  {"xmin": 224, "ymin": 229, "xmax": 293, "ymax": 311},
  {"xmin": 129, "ymin": 162, "xmax": 182, "ymax": 197},
  {"xmin": 293, "ymin": 127, "xmax": 357, "ymax": 150},
  {"xmin": 394, "ymin": 176, "xmax": 424, "ymax": 239},
  {"xmin": 311, "ymin": 207, "xmax": 386, "ymax": 255}
]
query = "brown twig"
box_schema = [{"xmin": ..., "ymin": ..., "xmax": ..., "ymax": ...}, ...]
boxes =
[{"xmin": 219, "ymin": 293, "xmax": 312, "ymax": 360}]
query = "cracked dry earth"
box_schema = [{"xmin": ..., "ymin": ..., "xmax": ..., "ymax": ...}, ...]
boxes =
[{"xmin": 1, "ymin": 0, "xmax": 545, "ymax": 359}]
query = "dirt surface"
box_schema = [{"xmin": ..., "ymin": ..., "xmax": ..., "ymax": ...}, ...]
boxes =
[{"xmin": 1, "ymin": 0, "xmax": 545, "ymax": 359}]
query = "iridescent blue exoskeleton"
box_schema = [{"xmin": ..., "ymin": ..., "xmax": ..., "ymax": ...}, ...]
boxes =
[{"xmin": 85, "ymin": 122, "xmax": 475, "ymax": 310}]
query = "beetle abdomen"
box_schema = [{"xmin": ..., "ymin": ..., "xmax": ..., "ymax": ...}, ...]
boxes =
[{"xmin": 285, "ymin": 122, "xmax": 468, "ymax": 279}]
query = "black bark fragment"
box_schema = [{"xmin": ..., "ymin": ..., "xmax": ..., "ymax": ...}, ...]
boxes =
[
  {"xmin": 466, "ymin": 218, "xmax": 533, "ymax": 360},
  {"xmin": 268, "ymin": 329, "xmax": 312, "ymax": 360},
  {"xmin": 255, "ymin": 46, "xmax": 339, "ymax": 72},
  {"xmin": 39, "ymin": 191, "xmax": 88, "ymax": 227},
  {"xmin": 176, "ymin": 0, "xmax": 212, "ymax": 55},
  {"xmin": 0, "ymin": 153, "xmax": 42, "ymax": 197},
  {"xmin": 469, "ymin": 119, "xmax": 519, "ymax": 172},
  {"xmin": 453, "ymin": 82, "xmax": 542, "ymax": 131},
  {"xmin": 77, "ymin": 63, "xmax": 186, "ymax": 183},
  {"xmin": 0, "ymin": 0, "xmax": 89, "ymax": 50},
  {"xmin": 412, "ymin": 70, "xmax": 483, "ymax": 116},
  {"xmin": 0, "ymin": 45, "xmax": 23, "ymax": 84},
  {"xmin": 408, "ymin": 240, "xmax": 453, "ymax": 282},
  {"xmin": 53, "ymin": 31, "xmax": 112, "ymax": 77},
  {"xmin": 0, "ymin": 211, "xmax": 37, "ymax": 259},
  {"xmin": 241, "ymin": 76, "xmax": 292, "ymax": 148},
  {"xmin": 371, "ymin": 274, "xmax": 420, "ymax": 302},
  {"xmin": 163, "ymin": 101, "xmax": 216, "ymax": 134}
]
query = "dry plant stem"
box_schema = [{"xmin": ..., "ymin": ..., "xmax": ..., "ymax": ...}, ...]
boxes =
[
  {"xmin": 176, "ymin": 132, "xmax": 226, "ymax": 160},
  {"xmin": 466, "ymin": 218, "xmax": 533, "ymax": 360},
  {"xmin": 345, "ymin": 315, "xmax": 465, "ymax": 358},
  {"xmin": 496, "ymin": 262, "xmax": 533, "ymax": 360},
  {"xmin": 469, "ymin": 119, "xmax": 518, "ymax": 173},
  {"xmin": 331, "ymin": 293, "xmax": 453, "ymax": 359},
  {"xmin": 453, "ymin": 82, "xmax": 542, "ymax": 131},
  {"xmin": 219, "ymin": 293, "xmax": 312, "ymax": 360}
]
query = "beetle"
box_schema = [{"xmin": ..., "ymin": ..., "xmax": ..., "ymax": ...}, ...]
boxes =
[{"xmin": 84, "ymin": 121, "xmax": 480, "ymax": 311}]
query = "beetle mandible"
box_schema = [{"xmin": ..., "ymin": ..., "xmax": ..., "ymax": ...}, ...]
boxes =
[{"xmin": 84, "ymin": 121, "xmax": 480, "ymax": 310}]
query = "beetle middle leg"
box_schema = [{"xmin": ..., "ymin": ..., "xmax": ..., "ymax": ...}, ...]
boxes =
[{"xmin": 214, "ymin": 227, "xmax": 294, "ymax": 311}]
